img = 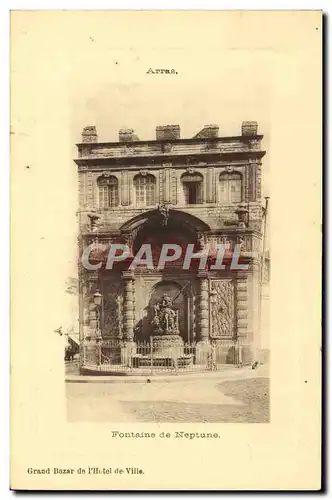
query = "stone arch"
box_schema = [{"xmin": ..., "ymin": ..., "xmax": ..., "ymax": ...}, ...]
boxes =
[
  {"xmin": 120, "ymin": 209, "xmax": 211, "ymax": 266},
  {"xmin": 119, "ymin": 208, "xmax": 210, "ymax": 233}
]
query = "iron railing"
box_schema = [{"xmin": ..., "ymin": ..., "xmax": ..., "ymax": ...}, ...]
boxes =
[{"xmin": 80, "ymin": 337, "xmax": 246, "ymax": 374}]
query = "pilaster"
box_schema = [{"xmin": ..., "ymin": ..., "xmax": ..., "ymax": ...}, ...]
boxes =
[
  {"xmin": 197, "ymin": 271, "xmax": 209, "ymax": 341},
  {"xmin": 122, "ymin": 270, "xmax": 135, "ymax": 341},
  {"xmin": 206, "ymin": 166, "xmax": 215, "ymax": 203},
  {"xmin": 164, "ymin": 168, "xmax": 172, "ymax": 203},
  {"xmin": 86, "ymin": 270, "xmax": 99, "ymax": 339},
  {"xmin": 236, "ymin": 274, "xmax": 248, "ymax": 338},
  {"xmin": 121, "ymin": 170, "xmax": 130, "ymax": 206}
]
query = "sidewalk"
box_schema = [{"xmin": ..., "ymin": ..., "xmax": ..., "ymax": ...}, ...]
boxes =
[{"xmin": 65, "ymin": 364, "xmax": 269, "ymax": 384}]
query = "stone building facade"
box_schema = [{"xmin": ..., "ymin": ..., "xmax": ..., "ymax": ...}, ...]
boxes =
[{"xmin": 74, "ymin": 121, "xmax": 267, "ymax": 371}]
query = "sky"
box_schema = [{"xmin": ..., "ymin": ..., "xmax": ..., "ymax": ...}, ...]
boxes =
[
  {"xmin": 13, "ymin": 13, "xmax": 273, "ymax": 332},
  {"xmin": 65, "ymin": 46, "xmax": 272, "ymax": 331}
]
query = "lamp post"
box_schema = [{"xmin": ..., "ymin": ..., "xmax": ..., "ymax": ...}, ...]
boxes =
[{"xmin": 93, "ymin": 289, "xmax": 103, "ymax": 366}]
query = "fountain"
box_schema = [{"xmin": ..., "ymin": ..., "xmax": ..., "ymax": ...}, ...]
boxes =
[
  {"xmin": 151, "ymin": 294, "xmax": 183, "ymax": 357},
  {"xmin": 136, "ymin": 294, "xmax": 193, "ymax": 368}
]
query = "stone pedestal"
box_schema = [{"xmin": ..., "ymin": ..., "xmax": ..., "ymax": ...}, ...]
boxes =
[{"xmin": 152, "ymin": 334, "xmax": 184, "ymax": 358}]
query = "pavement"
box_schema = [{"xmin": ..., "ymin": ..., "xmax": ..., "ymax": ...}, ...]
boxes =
[{"xmin": 65, "ymin": 365, "xmax": 269, "ymax": 423}]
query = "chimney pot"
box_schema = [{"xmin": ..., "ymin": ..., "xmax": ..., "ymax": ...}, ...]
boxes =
[
  {"xmin": 119, "ymin": 128, "xmax": 135, "ymax": 142},
  {"xmin": 82, "ymin": 126, "xmax": 98, "ymax": 143},
  {"xmin": 241, "ymin": 121, "xmax": 258, "ymax": 136}
]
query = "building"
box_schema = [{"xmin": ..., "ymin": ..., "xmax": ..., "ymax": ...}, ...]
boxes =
[{"xmin": 74, "ymin": 122, "xmax": 267, "ymax": 373}]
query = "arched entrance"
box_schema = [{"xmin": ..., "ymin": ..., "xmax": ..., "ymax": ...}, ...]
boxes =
[
  {"xmin": 119, "ymin": 209, "xmax": 209, "ymax": 343},
  {"xmin": 120, "ymin": 207, "xmax": 210, "ymax": 235}
]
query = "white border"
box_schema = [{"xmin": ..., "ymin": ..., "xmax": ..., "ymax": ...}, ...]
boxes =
[{"xmin": 3, "ymin": 2, "xmax": 328, "ymax": 498}]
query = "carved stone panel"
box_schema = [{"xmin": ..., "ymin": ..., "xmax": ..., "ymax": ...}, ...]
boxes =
[{"xmin": 210, "ymin": 280, "xmax": 235, "ymax": 338}]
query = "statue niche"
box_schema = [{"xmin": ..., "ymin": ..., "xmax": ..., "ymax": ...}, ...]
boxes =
[
  {"xmin": 149, "ymin": 292, "xmax": 184, "ymax": 357},
  {"xmin": 151, "ymin": 293, "xmax": 180, "ymax": 336}
]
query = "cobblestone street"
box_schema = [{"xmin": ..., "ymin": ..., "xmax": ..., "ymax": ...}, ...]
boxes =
[{"xmin": 66, "ymin": 367, "xmax": 269, "ymax": 423}]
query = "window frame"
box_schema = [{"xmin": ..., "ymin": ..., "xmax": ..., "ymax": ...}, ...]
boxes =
[
  {"xmin": 219, "ymin": 171, "xmax": 243, "ymax": 204},
  {"xmin": 97, "ymin": 175, "xmax": 119, "ymax": 209},
  {"xmin": 181, "ymin": 172, "xmax": 204, "ymax": 205},
  {"xmin": 133, "ymin": 173, "xmax": 157, "ymax": 207}
]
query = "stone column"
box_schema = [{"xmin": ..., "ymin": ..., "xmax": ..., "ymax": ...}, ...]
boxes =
[
  {"xmin": 235, "ymin": 274, "xmax": 248, "ymax": 365},
  {"xmin": 240, "ymin": 260, "xmax": 260, "ymax": 365},
  {"xmin": 122, "ymin": 270, "xmax": 135, "ymax": 340},
  {"xmin": 122, "ymin": 270, "xmax": 136, "ymax": 365},
  {"xmin": 196, "ymin": 272, "xmax": 210, "ymax": 363},
  {"xmin": 86, "ymin": 270, "xmax": 99, "ymax": 339},
  {"xmin": 78, "ymin": 266, "xmax": 88, "ymax": 373},
  {"xmin": 80, "ymin": 270, "xmax": 100, "ymax": 372},
  {"xmin": 198, "ymin": 272, "xmax": 209, "ymax": 341},
  {"xmin": 236, "ymin": 275, "xmax": 248, "ymax": 338}
]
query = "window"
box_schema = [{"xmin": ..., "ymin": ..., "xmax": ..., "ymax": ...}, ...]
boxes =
[
  {"xmin": 181, "ymin": 173, "xmax": 203, "ymax": 205},
  {"xmin": 98, "ymin": 175, "xmax": 119, "ymax": 208},
  {"xmin": 134, "ymin": 174, "xmax": 156, "ymax": 207},
  {"xmin": 219, "ymin": 172, "xmax": 242, "ymax": 203}
]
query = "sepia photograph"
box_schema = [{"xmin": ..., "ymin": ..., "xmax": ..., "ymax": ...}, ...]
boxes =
[
  {"xmin": 10, "ymin": 10, "xmax": 321, "ymax": 490},
  {"xmin": 65, "ymin": 116, "xmax": 270, "ymax": 424}
]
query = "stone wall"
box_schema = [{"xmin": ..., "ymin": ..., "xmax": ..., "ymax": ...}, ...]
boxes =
[
  {"xmin": 77, "ymin": 164, "xmax": 263, "ymax": 233},
  {"xmin": 76, "ymin": 122, "xmax": 267, "ymax": 368}
]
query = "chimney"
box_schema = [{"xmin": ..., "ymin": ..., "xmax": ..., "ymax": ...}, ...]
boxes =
[
  {"xmin": 156, "ymin": 125, "xmax": 180, "ymax": 141},
  {"xmin": 82, "ymin": 126, "xmax": 98, "ymax": 143},
  {"xmin": 193, "ymin": 124, "xmax": 219, "ymax": 139},
  {"xmin": 119, "ymin": 128, "xmax": 139, "ymax": 142},
  {"xmin": 241, "ymin": 121, "xmax": 258, "ymax": 136}
]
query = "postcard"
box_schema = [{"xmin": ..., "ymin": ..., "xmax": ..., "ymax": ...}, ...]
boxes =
[{"xmin": 10, "ymin": 10, "xmax": 322, "ymax": 490}]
